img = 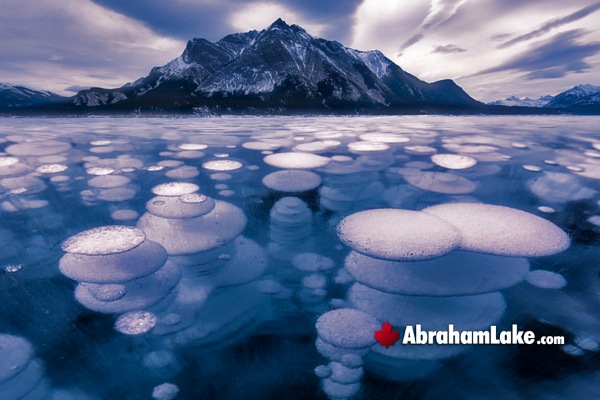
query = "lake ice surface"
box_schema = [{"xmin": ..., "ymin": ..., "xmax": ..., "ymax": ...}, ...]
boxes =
[{"xmin": 0, "ymin": 115, "xmax": 599, "ymax": 399}]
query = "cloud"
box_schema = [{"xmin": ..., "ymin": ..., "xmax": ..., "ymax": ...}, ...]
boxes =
[
  {"xmin": 229, "ymin": 3, "xmax": 327, "ymax": 37},
  {"xmin": 432, "ymin": 44, "xmax": 466, "ymax": 54},
  {"xmin": 89, "ymin": 0, "xmax": 362, "ymax": 43},
  {"xmin": 498, "ymin": 1, "xmax": 600, "ymax": 49},
  {"xmin": 400, "ymin": 0, "xmax": 467, "ymax": 50},
  {"xmin": 0, "ymin": 0, "xmax": 184, "ymax": 94},
  {"xmin": 475, "ymin": 29, "xmax": 600, "ymax": 79}
]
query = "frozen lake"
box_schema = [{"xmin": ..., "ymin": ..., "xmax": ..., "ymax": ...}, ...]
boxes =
[{"xmin": 0, "ymin": 115, "xmax": 599, "ymax": 399}]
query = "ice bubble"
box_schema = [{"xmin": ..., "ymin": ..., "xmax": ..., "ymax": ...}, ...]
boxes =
[
  {"xmin": 431, "ymin": 154, "xmax": 477, "ymax": 170},
  {"xmin": 90, "ymin": 140, "xmax": 112, "ymax": 146},
  {"xmin": 87, "ymin": 175, "xmax": 130, "ymax": 189},
  {"xmin": 359, "ymin": 133, "xmax": 410, "ymax": 143},
  {"xmin": 1, "ymin": 176, "xmax": 47, "ymax": 194},
  {"xmin": 529, "ymin": 172, "xmax": 596, "ymax": 203},
  {"xmin": 262, "ymin": 170, "xmax": 322, "ymax": 192},
  {"xmin": 544, "ymin": 159, "xmax": 558, "ymax": 165},
  {"xmin": 566, "ymin": 165, "xmax": 584, "ymax": 172},
  {"xmin": 146, "ymin": 194, "xmax": 216, "ymax": 219},
  {"xmin": 138, "ymin": 200, "xmax": 246, "ymax": 255},
  {"xmin": 60, "ymin": 239, "xmax": 167, "ymax": 283},
  {"xmin": 0, "ymin": 162, "xmax": 32, "ymax": 177},
  {"xmin": 404, "ymin": 145, "xmax": 437, "ymax": 155},
  {"xmin": 258, "ymin": 278, "xmax": 283, "ymax": 295},
  {"xmin": 322, "ymin": 379, "xmax": 361, "ymax": 398},
  {"xmin": 114, "ymin": 311, "xmax": 157, "ymax": 335},
  {"xmin": 98, "ymin": 188, "xmax": 136, "ymax": 202},
  {"xmin": 263, "ymin": 152, "xmax": 330, "ymax": 169},
  {"xmin": 523, "ymin": 165, "xmax": 542, "ymax": 172},
  {"xmin": 294, "ymin": 140, "xmax": 341, "ymax": 153},
  {"xmin": 0, "ymin": 157, "xmax": 19, "ymax": 167},
  {"xmin": 151, "ymin": 182, "xmax": 199, "ymax": 197},
  {"xmin": 511, "ymin": 142, "xmax": 528, "ymax": 149},
  {"xmin": 561, "ymin": 344, "xmax": 585, "ymax": 357},
  {"xmin": 158, "ymin": 160, "xmax": 184, "ymax": 168},
  {"xmin": 314, "ymin": 365, "xmax": 332, "ymax": 379},
  {"xmin": 401, "ymin": 170, "xmax": 477, "ymax": 194},
  {"xmin": 442, "ymin": 143, "xmax": 499, "ymax": 154},
  {"xmin": 35, "ymin": 164, "xmax": 68, "ymax": 174},
  {"xmin": 303, "ymin": 273, "xmax": 327, "ymax": 289},
  {"xmin": 89, "ymin": 146, "xmax": 115, "ymax": 154},
  {"xmin": 347, "ymin": 141, "xmax": 390, "ymax": 154},
  {"xmin": 86, "ymin": 167, "xmax": 115, "ymax": 176},
  {"xmin": 177, "ymin": 150, "xmax": 205, "ymax": 159},
  {"xmin": 538, "ymin": 206, "xmax": 556, "ymax": 213},
  {"xmin": 526, "ymin": 270, "xmax": 567, "ymax": 289},
  {"xmin": 574, "ymin": 337, "xmax": 599, "ymax": 352},
  {"xmin": 178, "ymin": 143, "xmax": 207, "ymax": 151},
  {"xmin": 4, "ymin": 264, "xmax": 23, "ymax": 273},
  {"xmin": 316, "ymin": 308, "xmax": 380, "ymax": 349},
  {"xmin": 348, "ymin": 283, "xmax": 505, "ymax": 334},
  {"xmin": 89, "ymin": 284, "xmax": 127, "ymax": 301},
  {"xmin": 76, "ymin": 261, "xmax": 181, "ymax": 313},
  {"xmin": 201, "ymin": 159, "xmax": 243, "ymax": 171},
  {"xmin": 337, "ymin": 209, "xmax": 461, "ymax": 261},
  {"xmin": 152, "ymin": 383, "xmax": 180, "ymax": 400},
  {"xmin": 210, "ymin": 173, "xmax": 232, "ymax": 181},
  {"xmin": 329, "ymin": 362, "xmax": 363, "ymax": 384},
  {"xmin": 423, "ymin": 203, "xmax": 570, "ymax": 257},
  {"xmin": 111, "ymin": 209, "xmax": 139, "ymax": 221},
  {"xmin": 588, "ymin": 216, "xmax": 600, "ymax": 227},
  {"xmin": 145, "ymin": 165, "xmax": 165, "ymax": 172},
  {"xmin": 0, "ymin": 334, "xmax": 33, "ymax": 382},
  {"xmin": 341, "ymin": 354, "xmax": 363, "ymax": 369},
  {"xmin": 61, "ymin": 226, "xmax": 146, "ymax": 255},
  {"xmin": 6, "ymin": 141, "xmax": 71, "ymax": 156},
  {"xmin": 165, "ymin": 166, "xmax": 199, "ymax": 179},
  {"xmin": 292, "ymin": 253, "xmax": 335, "ymax": 272},
  {"xmin": 344, "ymin": 250, "xmax": 529, "ymax": 296},
  {"xmin": 50, "ymin": 175, "xmax": 70, "ymax": 183},
  {"xmin": 242, "ymin": 141, "xmax": 282, "ymax": 151}
]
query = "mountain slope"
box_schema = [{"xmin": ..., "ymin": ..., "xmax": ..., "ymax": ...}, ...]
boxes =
[
  {"xmin": 0, "ymin": 83, "xmax": 66, "ymax": 110},
  {"xmin": 488, "ymin": 95, "xmax": 553, "ymax": 107},
  {"xmin": 544, "ymin": 84, "xmax": 600, "ymax": 114},
  {"xmin": 70, "ymin": 18, "xmax": 483, "ymax": 113}
]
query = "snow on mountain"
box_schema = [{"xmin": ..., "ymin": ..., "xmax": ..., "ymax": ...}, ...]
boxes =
[
  {"xmin": 488, "ymin": 95, "xmax": 553, "ymax": 107},
  {"xmin": 0, "ymin": 83, "xmax": 66, "ymax": 109},
  {"xmin": 544, "ymin": 84, "xmax": 600, "ymax": 108},
  {"xmin": 70, "ymin": 18, "xmax": 481, "ymax": 111}
]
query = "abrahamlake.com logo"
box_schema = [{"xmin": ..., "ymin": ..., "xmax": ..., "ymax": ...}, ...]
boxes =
[{"xmin": 375, "ymin": 323, "xmax": 565, "ymax": 347}]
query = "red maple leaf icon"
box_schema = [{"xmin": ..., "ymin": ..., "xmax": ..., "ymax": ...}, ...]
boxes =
[{"xmin": 374, "ymin": 322, "xmax": 400, "ymax": 348}]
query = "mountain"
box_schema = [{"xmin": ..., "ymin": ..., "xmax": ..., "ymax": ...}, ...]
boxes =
[
  {"xmin": 543, "ymin": 84, "xmax": 600, "ymax": 114},
  {"xmin": 0, "ymin": 83, "xmax": 66, "ymax": 110},
  {"xmin": 66, "ymin": 18, "xmax": 484, "ymax": 113},
  {"xmin": 488, "ymin": 95, "xmax": 553, "ymax": 107}
]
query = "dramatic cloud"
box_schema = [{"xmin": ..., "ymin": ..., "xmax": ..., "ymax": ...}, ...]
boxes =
[
  {"xmin": 89, "ymin": 0, "xmax": 362, "ymax": 43},
  {"xmin": 432, "ymin": 44, "xmax": 467, "ymax": 54},
  {"xmin": 1, "ymin": 0, "xmax": 599, "ymax": 102},
  {"xmin": 498, "ymin": 1, "xmax": 600, "ymax": 49},
  {"xmin": 400, "ymin": 0, "xmax": 467, "ymax": 50},
  {"xmin": 478, "ymin": 30, "xmax": 600, "ymax": 79}
]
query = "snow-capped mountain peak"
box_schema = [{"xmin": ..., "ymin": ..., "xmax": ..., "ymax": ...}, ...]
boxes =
[
  {"xmin": 54, "ymin": 19, "xmax": 482, "ymax": 111},
  {"xmin": 0, "ymin": 82, "xmax": 65, "ymax": 109},
  {"xmin": 544, "ymin": 84, "xmax": 600, "ymax": 113}
]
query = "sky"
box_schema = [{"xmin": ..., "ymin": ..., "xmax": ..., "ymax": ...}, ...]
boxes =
[{"xmin": 1, "ymin": 0, "xmax": 599, "ymax": 102}]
